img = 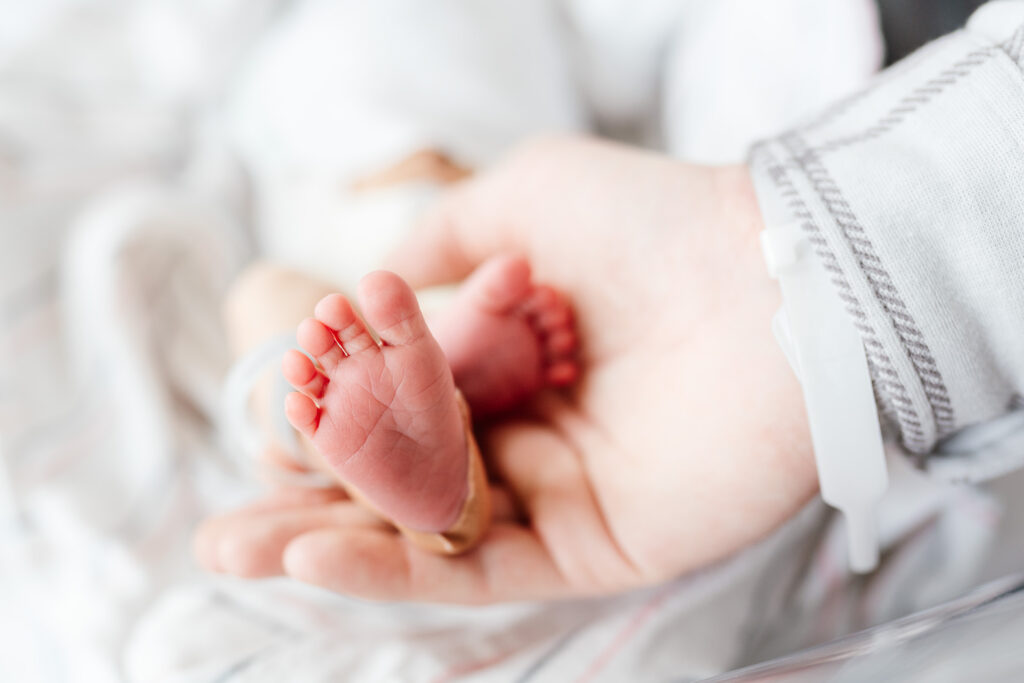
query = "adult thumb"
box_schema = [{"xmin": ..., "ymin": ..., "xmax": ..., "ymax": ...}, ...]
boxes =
[
  {"xmin": 384, "ymin": 170, "xmax": 528, "ymax": 288},
  {"xmin": 383, "ymin": 195, "xmax": 473, "ymax": 287}
]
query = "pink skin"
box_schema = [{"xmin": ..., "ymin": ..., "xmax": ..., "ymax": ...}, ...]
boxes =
[
  {"xmin": 432, "ymin": 255, "xmax": 578, "ymax": 416},
  {"xmin": 282, "ymin": 255, "xmax": 577, "ymax": 533}
]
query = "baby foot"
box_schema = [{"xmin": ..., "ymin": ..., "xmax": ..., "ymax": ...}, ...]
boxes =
[
  {"xmin": 282, "ymin": 272, "xmax": 469, "ymax": 533},
  {"xmin": 431, "ymin": 255, "xmax": 578, "ymax": 416}
]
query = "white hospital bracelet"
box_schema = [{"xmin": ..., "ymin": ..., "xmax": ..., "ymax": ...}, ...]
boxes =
[{"xmin": 761, "ymin": 222, "xmax": 888, "ymax": 573}]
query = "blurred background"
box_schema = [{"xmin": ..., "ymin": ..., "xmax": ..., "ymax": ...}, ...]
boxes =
[{"xmin": 0, "ymin": 1, "xmax": 1008, "ymax": 681}]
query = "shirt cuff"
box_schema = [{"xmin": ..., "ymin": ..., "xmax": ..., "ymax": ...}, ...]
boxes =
[{"xmin": 748, "ymin": 1, "xmax": 1024, "ymax": 464}]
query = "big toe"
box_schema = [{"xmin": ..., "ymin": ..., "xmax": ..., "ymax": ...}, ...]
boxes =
[
  {"xmin": 358, "ymin": 270, "xmax": 431, "ymax": 346},
  {"xmin": 462, "ymin": 255, "xmax": 532, "ymax": 314}
]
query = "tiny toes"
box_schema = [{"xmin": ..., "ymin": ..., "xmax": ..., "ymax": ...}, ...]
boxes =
[
  {"xmin": 315, "ymin": 294, "xmax": 378, "ymax": 356},
  {"xmin": 521, "ymin": 285, "xmax": 559, "ymax": 315},
  {"xmin": 536, "ymin": 306, "xmax": 572, "ymax": 331},
  {"xmin": 282, "ymin": 349, "xmax": 327, "ymax": 399},
  {"xmin": 545, "ymin": 329, "xmax": 577, "ymax": 356},
  {"xmin": 518, "ymin": 284, "xmax": 578, "ymax": 385},
  {"xmin": 546, "ymin": 361, "xmax": 578, "ymax": 386},
  {"xmin": 297, "ymin": 317, "xmax": 346, "ymax": 372},
  {"xmin": 285, "ymin": 392, "xmax": 320, "ymax": 437}
]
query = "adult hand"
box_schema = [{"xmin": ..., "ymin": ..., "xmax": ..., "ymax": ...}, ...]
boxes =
[{"xmin": 196, "ymin": 136, "xmax": 816, "ymax": 602}]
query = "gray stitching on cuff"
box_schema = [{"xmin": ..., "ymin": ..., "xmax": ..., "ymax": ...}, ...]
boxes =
[
  {"xmin": 753, "ymin": 144, "xmax": 926, "ymax": 451},
  {"xmin": 808, "ymin": 48, "xmax": 996, "ymax": 156},
  {"xmin": 764, "ymin": 45, "xmax": 998, "ymax": 183},
  {"xmin": 783, "ymin": 134, "xmax": 956, "ymax": 449}
]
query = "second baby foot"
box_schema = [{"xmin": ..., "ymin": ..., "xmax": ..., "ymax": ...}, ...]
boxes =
[
  {"xmin": 282, "ymin": 272, "xmax": 469, "ymax": 533},
  {"xmin": 431, "ymin": 255, "xmax": 578, "ymax": 416}
]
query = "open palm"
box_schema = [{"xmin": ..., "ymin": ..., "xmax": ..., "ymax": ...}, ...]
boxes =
[{"xmin": 196, "ymin": 137, "xmax": 818, "ymax": 602}]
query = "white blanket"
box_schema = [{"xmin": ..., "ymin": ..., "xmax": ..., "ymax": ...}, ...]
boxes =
[{"xmin": 5, "ymin": 1, "xmax": 1020, "ymax": 681}]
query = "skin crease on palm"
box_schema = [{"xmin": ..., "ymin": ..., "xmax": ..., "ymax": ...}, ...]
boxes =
[{"xmin": 194, "ymin": 136, "xmax": 818, "ymax": 603}]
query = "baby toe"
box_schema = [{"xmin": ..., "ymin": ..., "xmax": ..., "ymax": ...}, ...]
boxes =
[
  {"xmin": 463, "ymin": 255, "xmax": 532, "ymax": 313},
  {"xmin": 521, "ymin": 284, "xmax": 558, "ymax": 315},
  {"xmin": 297, "ymin": 317, "xmax": 346, "ymax": 372},
  {"xmin": 535, "ymin": 301, "xmax": 573, "ymax": 332},
  {"xmin": 358, "ymin": 271, "xmax": 430, "ymax": 347},
  {"xmin": 315, "ymin": 294, "xmax": 379, "ymax": 356},
  {"xmin": 282, "ymin": 349, "xmax": 327, "ymax": 399},
  {"xmin": 284, "ymin": 391, "xmax": 321, "ymax": 438},
  {"xmin": 545, "ymin": 329, "xmax": 577, "ymax": 357},
  {"xmin": 546, "ymin": 361, "xmax": 578, "ymax": 387}
]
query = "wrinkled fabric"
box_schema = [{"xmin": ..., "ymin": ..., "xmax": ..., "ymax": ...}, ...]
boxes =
[
  {"xmin": 7, "ymin": 1, "xmax": 1018, "ymax": 682},
  {"xmin": 750, "ymin": 1, "xmax": 1024, "ymax": 469}
]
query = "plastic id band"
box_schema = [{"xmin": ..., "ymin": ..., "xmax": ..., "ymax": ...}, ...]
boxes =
[{"xmin": 761, "ymin": 222, "xmax": 888, "ymax": 573}]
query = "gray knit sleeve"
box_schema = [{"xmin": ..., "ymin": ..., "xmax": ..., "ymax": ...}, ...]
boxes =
[{"xmin": 748, "ymin": 1, "xmax": 1024, "ymax": 471}]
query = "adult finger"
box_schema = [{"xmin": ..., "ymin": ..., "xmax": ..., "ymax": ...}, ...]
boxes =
[
  {"xmin": 482, "ymin": 415, "xmax": 648, "ymax": 591},
  {"xmin": 194, "ymin": 497, "xmax": 382, "ymax": 577},
  {"xmin": 195, "ymin": 484, "xmax": 521, "ymax": 579},
  {"xmin": 282, "ymin": 523, "xmax": 575, "ymax": 604},
  {"xmin": 280, "ymin": 421, "xmax": 648, "ymax": 603}
]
